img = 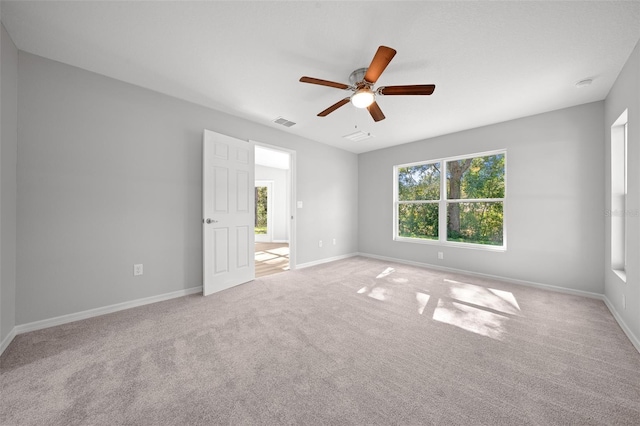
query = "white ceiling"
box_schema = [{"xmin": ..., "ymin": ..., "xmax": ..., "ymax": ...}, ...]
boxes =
[{"xmin": 2, "ymin": 1, "xmax": 639, "ymax": 154}]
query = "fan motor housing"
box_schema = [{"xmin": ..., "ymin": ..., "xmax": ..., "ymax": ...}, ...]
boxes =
[{"xmin": 349, "ymin": 68, "xmax": 368, "ymax": 85}]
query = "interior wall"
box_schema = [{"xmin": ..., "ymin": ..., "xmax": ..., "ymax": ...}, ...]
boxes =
[
  {"xmin": 359, "ymin": 101, "xmax": 605, "ymax": 294},
  {"xmin": 0, "ymin": 22, "xmax": 18, "ymax": 348},
  {"xmin": 16, "ymin": 52, "xmax": 358, "ymax": 325},
  {"xmin": 604, "ymin": 40, "xmax": 640, "ymax": 344},
  {"xmin": 255, "ymin": 164, "xmax": 289, "ymax": 242}
]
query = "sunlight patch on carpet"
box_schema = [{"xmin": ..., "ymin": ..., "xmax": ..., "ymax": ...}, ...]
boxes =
[
  {"xmin": 433, "ymin": 298, "xmax": 506, "ymax": 340},
  {"xmin": 368, "ymin": 287, "xmax": 391, "ymax": 301},
  {"xmin": 376, "ymin": 267, "xmax": 395, "ymax": 279},
  {"xmin": 444, "ymin": 279, "xmax": 520, "ymax": 315},
  {"xmin": 488, "ymin": 288, "xmax": 521, "ymax": 311},
  {"xmin": 416, "ymin": 292, "xmax": 431, "ymax": 315}
]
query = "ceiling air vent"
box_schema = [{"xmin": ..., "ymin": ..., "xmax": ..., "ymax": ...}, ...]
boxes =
[
  {"xmin": 343, "ymin": 130, "xmax": 373, "ymax": 142},
  {"xmin": 272, "ymin": 117, "xmax": 296, "ymax": 127}
]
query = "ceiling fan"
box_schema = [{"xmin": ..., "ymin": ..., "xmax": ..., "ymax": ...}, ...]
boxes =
[{"xmin": 299, "ymin": 45, "xmax": 435, "ymax": 122}]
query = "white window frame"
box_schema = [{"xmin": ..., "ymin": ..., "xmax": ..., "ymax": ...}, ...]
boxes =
[
  {"xmin": 394, "ymin": 149, "xmax": 507, "ymax": 251},
  {"xmin": 611, "ymin": 109, "xmax": 627, "ymax": 281}
]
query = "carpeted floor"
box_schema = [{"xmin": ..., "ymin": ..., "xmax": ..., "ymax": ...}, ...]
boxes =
[{"xmin": 2, "ymin": 256, "xmax": 639, "ymax": 425}]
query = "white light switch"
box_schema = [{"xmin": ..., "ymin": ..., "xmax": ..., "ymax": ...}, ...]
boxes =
[{"xmin": 297, "ymin": 201, "xmax": 303, "ymax": 208}]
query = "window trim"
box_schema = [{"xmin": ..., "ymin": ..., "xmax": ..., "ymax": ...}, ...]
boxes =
[
  {"xmin": 611, "ymin": 109, "xmax": 627, "ymax": 281},
  {"xmin": 393, "ymin": 149, "xmax": 507, "ymax": 251}
]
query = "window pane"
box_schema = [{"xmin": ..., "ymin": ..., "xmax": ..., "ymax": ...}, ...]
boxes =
[
  {"xmin": 447, "ymin": 202, "xmax": 503, "ymax": 245},
  {"xmin": 398, "ymin": 203, "xmax": 439, "ymax": 240},
  {"xmin": 447, "ymin": 154, "xmax": 504, "ymax": 199},
  {"xmin": 398, "ymin": 163, "xmax": 441, "ymax": 201},
  {"xmin": 255, "ymin": 186, "xmax": 267, "ymax": 234}
]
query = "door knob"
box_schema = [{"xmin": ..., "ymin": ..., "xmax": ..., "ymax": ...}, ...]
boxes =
[{"xmin": 205, "ymin": 218, "xmax": 218, "ymax": 224}]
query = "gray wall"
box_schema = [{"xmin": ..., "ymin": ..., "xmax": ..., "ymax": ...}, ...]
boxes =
[
  {"xmin": 359, "ymin": 102, "xmax": 605, "ymax": 294},
  {"xmin": 605, "ymin": 40, "xmax": 640, "ymax": 342},
  {"xmin": 1, "ymin": 22, "xmax": 18, "ymax": 347},
  {"xmin": 16, "ymin": 52, "xmax": 358, "ymax": 325}
]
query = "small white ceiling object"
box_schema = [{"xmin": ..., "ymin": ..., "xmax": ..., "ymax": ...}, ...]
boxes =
[
  {"xmin": 2, "ymin": 1, "xmax": 639, "ymax": 154},
  {"xmin": 575, "ymin": 79, "xmax": 594, "ymax": 88},
  {"xmin": 343, "ymin": 130, "xmax": 373, "ymax": 142}
]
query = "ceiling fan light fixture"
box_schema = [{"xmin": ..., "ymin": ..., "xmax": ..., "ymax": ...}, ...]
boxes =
[
  {"xmin": 351, "ymin": 88, "xmax": 375, "ymax": 108},
  {"xmin": 299, "ymin": 45, "xmax": 435, "ymax": 122}
]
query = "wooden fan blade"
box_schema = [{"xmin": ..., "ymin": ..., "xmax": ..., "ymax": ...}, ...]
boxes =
[
  {"xmin": 378, "ymin": 84, "xmax": 436, "ymax": 96},
  {"xmin": 300, "ymin": 76, "xmax": 350, "ymax": 90},
  {"xmin": 367, "ymin": 101, "xmax": 385, "ymax": 122},
  {"xmin": 364, "ymin": 46, "xmax": 397, "ymax": 84},
  {"xmin": 318, "ymin": 98, "xmax": 351, "ymax": 117}
]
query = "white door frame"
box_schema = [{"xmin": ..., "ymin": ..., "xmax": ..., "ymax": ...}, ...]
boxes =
[{"xmin": 252, "ymin": 141, "xmax": 296, "ymax": 270}]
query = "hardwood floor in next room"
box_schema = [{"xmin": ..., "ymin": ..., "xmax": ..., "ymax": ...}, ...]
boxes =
[{"xmin": 255, "ymin": 242, "xmax": 289, "ymax": 278}]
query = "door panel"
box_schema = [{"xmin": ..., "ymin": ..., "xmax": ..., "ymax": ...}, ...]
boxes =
[
  {"xmin": 236, "ymin": 226, "xmax": 250, "ymax": 268},
  {"xmin": 214, "ymin": 167, "xmax": 229, "ymax": 212},
  {"xmin": 203, "ymin": 130, "xmax": 255, "ymax": 296},
  {"xmin": 213, "ymin": 228, "xmax": 229, "ymax": 274},
  {"xmin": 237, "ymin": 171, "xmax": 249, "ymax": 212}
]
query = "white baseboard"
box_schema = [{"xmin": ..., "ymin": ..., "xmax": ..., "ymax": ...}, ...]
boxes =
[
  {"xmin": 602, "ymin": 295, "xmax": 640, "ymax": 353},
  {"xmin": 12, "ymin": 286, "xmax": 203, "ymax": 337},
  {"xmin": 296, "ymin": 253, "xmax": 359, "ymax": 270},
  {"xmin": 0, "ymin": 327, "xmax": 17, "ymax": 356}
]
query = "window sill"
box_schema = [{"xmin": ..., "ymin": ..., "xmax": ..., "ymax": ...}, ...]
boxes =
[
  {"xmin": 612, "ymin": 269, "xmax": 627, "ymax": 283},
  {"xmin": 394, "ymin": 236, "xmax": 506, "ymax": 252}
]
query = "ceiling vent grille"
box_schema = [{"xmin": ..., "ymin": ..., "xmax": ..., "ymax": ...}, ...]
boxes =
[
  {"xmin": 272, "ymin": 117, "xmax": 296, "ymax": 127},
  {"xmin": 343, "ymin": 130, "xmax": 373, "ymax": 142}
]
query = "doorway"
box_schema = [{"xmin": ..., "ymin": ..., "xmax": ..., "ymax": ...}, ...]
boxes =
[{"xmin": 254, "ymin": 144, "xmax": 294, "ymax": 277}]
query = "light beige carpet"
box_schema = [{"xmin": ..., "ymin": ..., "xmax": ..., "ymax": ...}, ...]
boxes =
[{"xmin": 2, "ymin": 256, "xmax": 639, "ymax": 425}]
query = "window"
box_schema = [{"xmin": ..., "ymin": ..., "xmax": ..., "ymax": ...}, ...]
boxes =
[
  {"xmin": 255, "ymin": 185, "xmax": 268, "ymax": 234},
  {"xmin": 611, "ymin": 109, "xmax": 627, "ymax": 280},
  {"xmin": 395, "ymin": 151, "xmax": 506, "ymax": 249},
  {"xmin": 397, "ymin": 162, "xmax": 441, "ymax": 240}
]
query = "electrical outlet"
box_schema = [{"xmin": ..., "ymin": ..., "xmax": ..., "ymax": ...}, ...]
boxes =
[
  {"xmin": 438, "ymin": 252, "xmax": 444, "ymax": 260},
  {"xmin": 133, "ymin": 264, "xmax": 143, "ymax": 276},
  {"xmin": 319, "ymin": 240, "xmax": 323, "ymax": 248},
  {"xmin": 622, "ymin": 295, "xmax": 626, "ymax": 310}
]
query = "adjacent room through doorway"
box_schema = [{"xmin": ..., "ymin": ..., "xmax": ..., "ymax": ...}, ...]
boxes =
[
  {"xmin": 254, "ymin": 144, "xmax": 293, "ymax": 277},
  {"xmin": 255, "ymin": 242, "xmax": 289, "ymax": 277}
]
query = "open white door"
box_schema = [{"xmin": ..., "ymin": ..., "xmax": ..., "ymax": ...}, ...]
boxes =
[{"xmin": 203, "ymin": 130, "xmax": 255, "ymax": 296}]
